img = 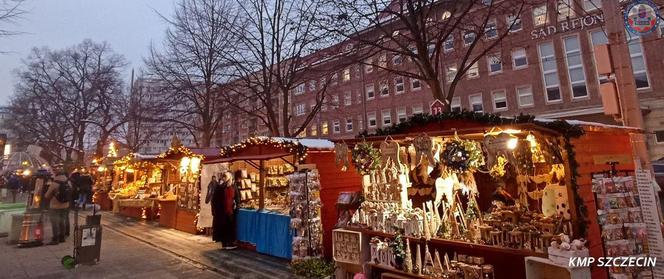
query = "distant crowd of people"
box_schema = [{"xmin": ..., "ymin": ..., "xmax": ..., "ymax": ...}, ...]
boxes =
[{"xmin": 0, "ymin": 167, "xmax": 95, "ymax": 245}]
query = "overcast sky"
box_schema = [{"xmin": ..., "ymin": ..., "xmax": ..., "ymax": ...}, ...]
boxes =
[{"xmin": 0, "ymin": 0, "xmax": 176, "ymax": 105}]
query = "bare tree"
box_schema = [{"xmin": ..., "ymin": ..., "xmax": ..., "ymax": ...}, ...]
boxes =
[
  {"xmin": 6, "ymin": 40, "xmax": 127, "ymax": 164},
  {"xmin": 145, "ymin": 0, "xmax": 238, "ymax": 147},
  {"xmin": 223, "ymin": 0, "xmax": 339, "ymax": 137},
  {"xmin": 118, "ymin": 72, "xmax": 162, "ymax": 153},
  {"xmin": 318, "ymin": 0, "xmax": 537, "ymax": 110},
  {"xmin": 0, "ymin": 0, "xmax": 24, "ymax": 37}
]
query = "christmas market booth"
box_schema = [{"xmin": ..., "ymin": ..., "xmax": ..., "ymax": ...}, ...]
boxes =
[
  {"xmin": 106, "ymin": 153, "xmax": 166, "ymax": 220},
  {"xmin": 200, "ymin": 137, "xmax": 362, "ymax": 260},
  {"xmin": 152, "ymin": 144, "xmax": 221, "ymax": 234},
  {"xmin": 331, "ymin": 112, "xmax": 663, "ymax": 279}
]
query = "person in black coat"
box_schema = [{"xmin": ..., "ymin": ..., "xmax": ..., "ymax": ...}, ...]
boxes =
[{"xmin": 208, "ymin": 172, "xmax": 240, "ymax": 249}]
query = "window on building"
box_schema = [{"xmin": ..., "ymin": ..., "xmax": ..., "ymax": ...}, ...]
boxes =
[
  {"xmin": 451, "ymin": 97, "xmax": 461, "ymax": 112},
  {"xmin": 463, "ymin": 30, "xmax": 476, "ymax": 46},
  {"xmin": 332, "ymin": 121, "xmax": 341, "ymax": 134},
  {"xmin": 538, "ymin": 41, "xmax": 561, "ymax": 102},
  {"xmin": 309, "ymin": 80, "xmax": 317, "ymax": 91},
  {"xmin": 310, "ymin": 125, "xmax": 318, "ymax": 136},
  {"xmin": 533, "ymin": 5, "xmax": 548, "ymax": 26},
  {"xmin": 331, "ymin": 73, "xmax": 339, "ymax": 85},
  {"xmin": 557, "ymin": 0, "xmax": 574, "ymax": 21},
  {"xmin": 411, "ymin": 79, "xmax": 422, "ymax": 90},
  {"xmin": 397, "ymin": 107, "xmax": 407, "ymax": 123},
  {"xmin": 446, "ymin": 64, "xmax": 458, "ymax": 82},
  {"xmin": 365, "ymin": 59, "xmax": 373, "ymax": 73},
  {"xmin": 441, "ymin": 10, "xmax": 451, "ymax": 20},
  {"xmin": 332, "ymin": 95, "xmax": 340, "ymax": 108},
  {"xmin": 626, "ymin": 34, "xmax": 650, "ymax": 89},
  {"xmin": 512, "ymin": 48, "xmax": 528, "ymax": 69},
  {"xmin": 467, "ymin": 62, "xmax": 480, "ymax": 79},
  {"xmin": 469, "ymin": 94, "xmax": 484, "ymax": 112},
  {"xmin": 368, "ymin": 112, "xmax": 377, "ymax": 128},
  {"xmin": 517, "ymin": 85, "xmax": 535, "ymax": 107},
  {"xmin": 492, "ymin": 90, "xmax": 508, "ymax": 111},
  {"xmin": 382, "ymin": 110, "xmax": 392, "ymax": 127},
  {"xmin": 343, "ymin": 68, "xmax": 351, "ymax": 81},
  {"xmin": 444, "ymin": 36, "xmax": 454, "ymax": 52},
  {"xmin": 656, "ymin": 130, "xmax": 664, "ymax": 143},
  {"xmin": 346, "ymin": 118, "xmax": 353, "ymax": 132},
  {"xmin": 322, "ymin": 121, "xmax": 329, "ymax": 135},
  {"xmin": 356, "ymin": 91, "xmax": 363, "ymax": 104},
  {"xmin": 378, "ymin": 54, "xmax": 387, "ymax": 68},
  {"xmin": 344, "ymin": 91, "xmax": 352, "ymax": 106},
  {"xmin": 507, "ymin": 14, "xmax": 522, "ymax": 32},
  {"xmin": 412, "ymin": 105, "xmax": 424, "ymax": 115},
  {"xmin": 295, "ymin": 103, "xmax": 305, "ymax": 116},
  {"xmin": 488, "ymin": 53, "xmax": 502, "ymax": 74},
  {"xmin": 366, "ymin": 84, "xmax": 375, "ymax": 99},
  {"xmin": 295, "ymin": 83, "xmax": 305, "ymax": 95},
  {"xmin": 590, "ymin": 30, "xmax": 610, "ymax": 84},
  {"xmin": 583, "ymin": 0, "xmax": 601, "ymax": 11},
  {"xmin": 563, "ymin": 35, "xmax": 588, "ymax": 98},
  {"xmin": 393, "ymin": 55, "xmax": 402, "ymax": 65},
  {"xmin": 485, "ymin": 18, "xmax": 498, "ymax": 39},
  {"xmin": 395, "ymin": 77, "xmax": 405, "ymax": 94},
  {"xmin": 379, "ymin": 81, "xmax": 389, "ymax": 96}
]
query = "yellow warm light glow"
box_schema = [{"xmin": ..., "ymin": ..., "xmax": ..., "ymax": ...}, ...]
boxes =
[
  {"xmin": 507, "ymin": 138, "xmax": 519, "ymax": 150},
  {"xmin": 190, "ymin": 157, "xmax": 201, "ymax": 173},
  {"xmin": 97, "ymin": 166, "xmax": 107, "ymax": 172},
  {"xmin": 125, "ymin": 168, "xmax": 135, "ymax": 173},
  {"xmin": 22, "ymin": 169, "xmax": 31, "ymax": 176}
]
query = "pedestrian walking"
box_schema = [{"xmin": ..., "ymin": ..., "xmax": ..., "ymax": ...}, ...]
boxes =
[
  {"xmin": 77, "ymin": 171, "xmax": 94, "ymax": 210},
  {"xmin": 44, "ymin": 172, "xmax": 71, "ymax": 245},
  {"xmin": 7, "ymin": 173, "xmax": 21, "ymax": 203}
]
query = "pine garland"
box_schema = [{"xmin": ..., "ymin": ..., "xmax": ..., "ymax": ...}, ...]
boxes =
[{"xmin": 351, "ymin": 141, "xmax": 382, "ymax": 175}]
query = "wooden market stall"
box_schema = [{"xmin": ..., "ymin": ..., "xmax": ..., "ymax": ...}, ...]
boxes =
[
  {"xmin": 106, "ymin": 153, "xmax": 167, "ymax": 220},
  {"xmin": 330, "ymin": 112, "xmax": 660, "ymax": 279},
  {"xmin": 201, "ymin": 137, "xmax": 362, "ymax": 260},
  {"xmin": 153, "ymin": 144, "xmax": 221, "ymax": 234}
]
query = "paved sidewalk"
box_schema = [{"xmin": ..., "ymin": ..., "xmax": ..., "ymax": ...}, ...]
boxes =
[
  {"xmin": 0, "ymin": 212, "xmax": 219, "ymax": 278},
  {"xmin": 0, "ymin": 210, "xmax": 295, "ymax": 278},
  {"xmin": 100, "ymin": 211, "xmax": 294, "ymax": 279}
]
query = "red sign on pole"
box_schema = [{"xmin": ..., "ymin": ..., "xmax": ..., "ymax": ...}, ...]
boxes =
[{"xmin": 430, "ymin": 100, "xmax": 445, "ymax": 115}]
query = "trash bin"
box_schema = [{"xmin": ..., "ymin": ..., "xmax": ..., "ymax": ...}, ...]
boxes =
[
  {"xmin": 7, "ymin": 213, "xmax": 24, "ymax": 244},
  {"xmin": 74, "ymin": 224, "xmax": 102, "ymax": 265},
  {"xmin": 18, "ymin": 211, "xmax": 44, "ymax": 247}
]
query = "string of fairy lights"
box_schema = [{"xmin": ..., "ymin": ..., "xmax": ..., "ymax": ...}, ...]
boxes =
[{"xmin": 220, "ymin": 137, "xmax": 309, "ymax": 162}]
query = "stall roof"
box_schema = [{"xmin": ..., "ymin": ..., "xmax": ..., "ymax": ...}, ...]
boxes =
[{"xmin": 267, "ymin": 137, "xmax": 335, "ymax": 150}]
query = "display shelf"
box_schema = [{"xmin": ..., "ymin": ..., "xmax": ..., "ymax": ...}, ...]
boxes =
[
  {"xmin": 367, "ymin": 263, "xmax": 432, "ymax": 279},
  {"xmin": 350, "ymin": 227, "xmax": 546, "ymax": 258}
]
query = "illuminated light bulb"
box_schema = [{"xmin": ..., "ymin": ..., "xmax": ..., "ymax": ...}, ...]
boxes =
[
  {"xmin": 22, "ymin": 169, "xmax": 31, "ymax": 177},
  {"xmin": 507, "ymin": 138, "xmax": 518, "ymax": 150}
]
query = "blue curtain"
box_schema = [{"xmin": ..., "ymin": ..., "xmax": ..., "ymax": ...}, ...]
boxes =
[{"xmin": 236, "ymin": 209, "xmax": 292, "ymax": 259}]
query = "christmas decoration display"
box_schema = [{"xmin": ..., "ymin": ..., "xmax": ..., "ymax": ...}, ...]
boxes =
[
  {"xmin": 441, "ymin": 139, "xmax": 483, "ymax": 172},
  {"xmin": 220, "ymin": 137, "xmax": 308, "ymax": 162},
  {"xmin": 288, "ymin": 169, "xmax": 323, "ymax": 259},
  {"xmin": 351, "ymin": 141, "xmax": 382, "ymax": 175}
]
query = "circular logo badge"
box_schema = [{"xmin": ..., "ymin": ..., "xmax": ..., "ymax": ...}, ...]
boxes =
[{"xmin": 625, "ymin": 0, "xmax": 661, "ymax": 36}]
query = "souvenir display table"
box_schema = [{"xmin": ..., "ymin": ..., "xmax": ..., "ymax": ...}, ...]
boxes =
[
  {"xmin": 329, "ymin": 112, "xmax": 659, "ymax": 279},
  {"xmin": 237, "ymin": 208, "xmax": 293, "ymax": 259}
]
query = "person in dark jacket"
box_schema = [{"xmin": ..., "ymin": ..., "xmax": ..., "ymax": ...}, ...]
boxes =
[
  {"xmin": 7, "ymin": 173, "xmax": 20, "ymax": 203},
  {"xmin": 77, "ymin": 172, "xmax": 94, "ymax": 210},
  {"xmin": 210, "ymin": 172, "xmax": 240, "ymax": 249}
]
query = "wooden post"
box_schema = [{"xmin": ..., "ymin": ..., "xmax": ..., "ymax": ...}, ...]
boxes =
[{"xmin": 259, "ymin": 159, "xmax": 265, "ymax": 209}]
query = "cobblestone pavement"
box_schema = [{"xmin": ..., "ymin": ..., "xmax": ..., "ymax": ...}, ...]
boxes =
[{"xmin": 0, "ymin": 210, "xmax": 294, "ymax": 279}]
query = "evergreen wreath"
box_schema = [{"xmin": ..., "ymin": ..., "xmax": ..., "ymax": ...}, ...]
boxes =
[
  {"xmin": 441, "ymin": 139, "xmax": 483, "ymax": 172},
  {"xmin": 352, "ymin": 142, "xmax": 382, "ymax": 175}
]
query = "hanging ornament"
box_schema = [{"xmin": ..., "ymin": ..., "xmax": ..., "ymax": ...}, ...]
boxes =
[
  {"xmin": 380, "ymin": 140, "xmax": 402, "ymax": 171},
  {"xmin": 351, "ymin": 142, "xmax": 382, "ymax": 175},
  {"xmin": 334, "ymin": 143, "xmax": 350, "ymax": 171},
  {"xmin": 413, "ymin": 135, "xmax": 435, "ymax": 167}
]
